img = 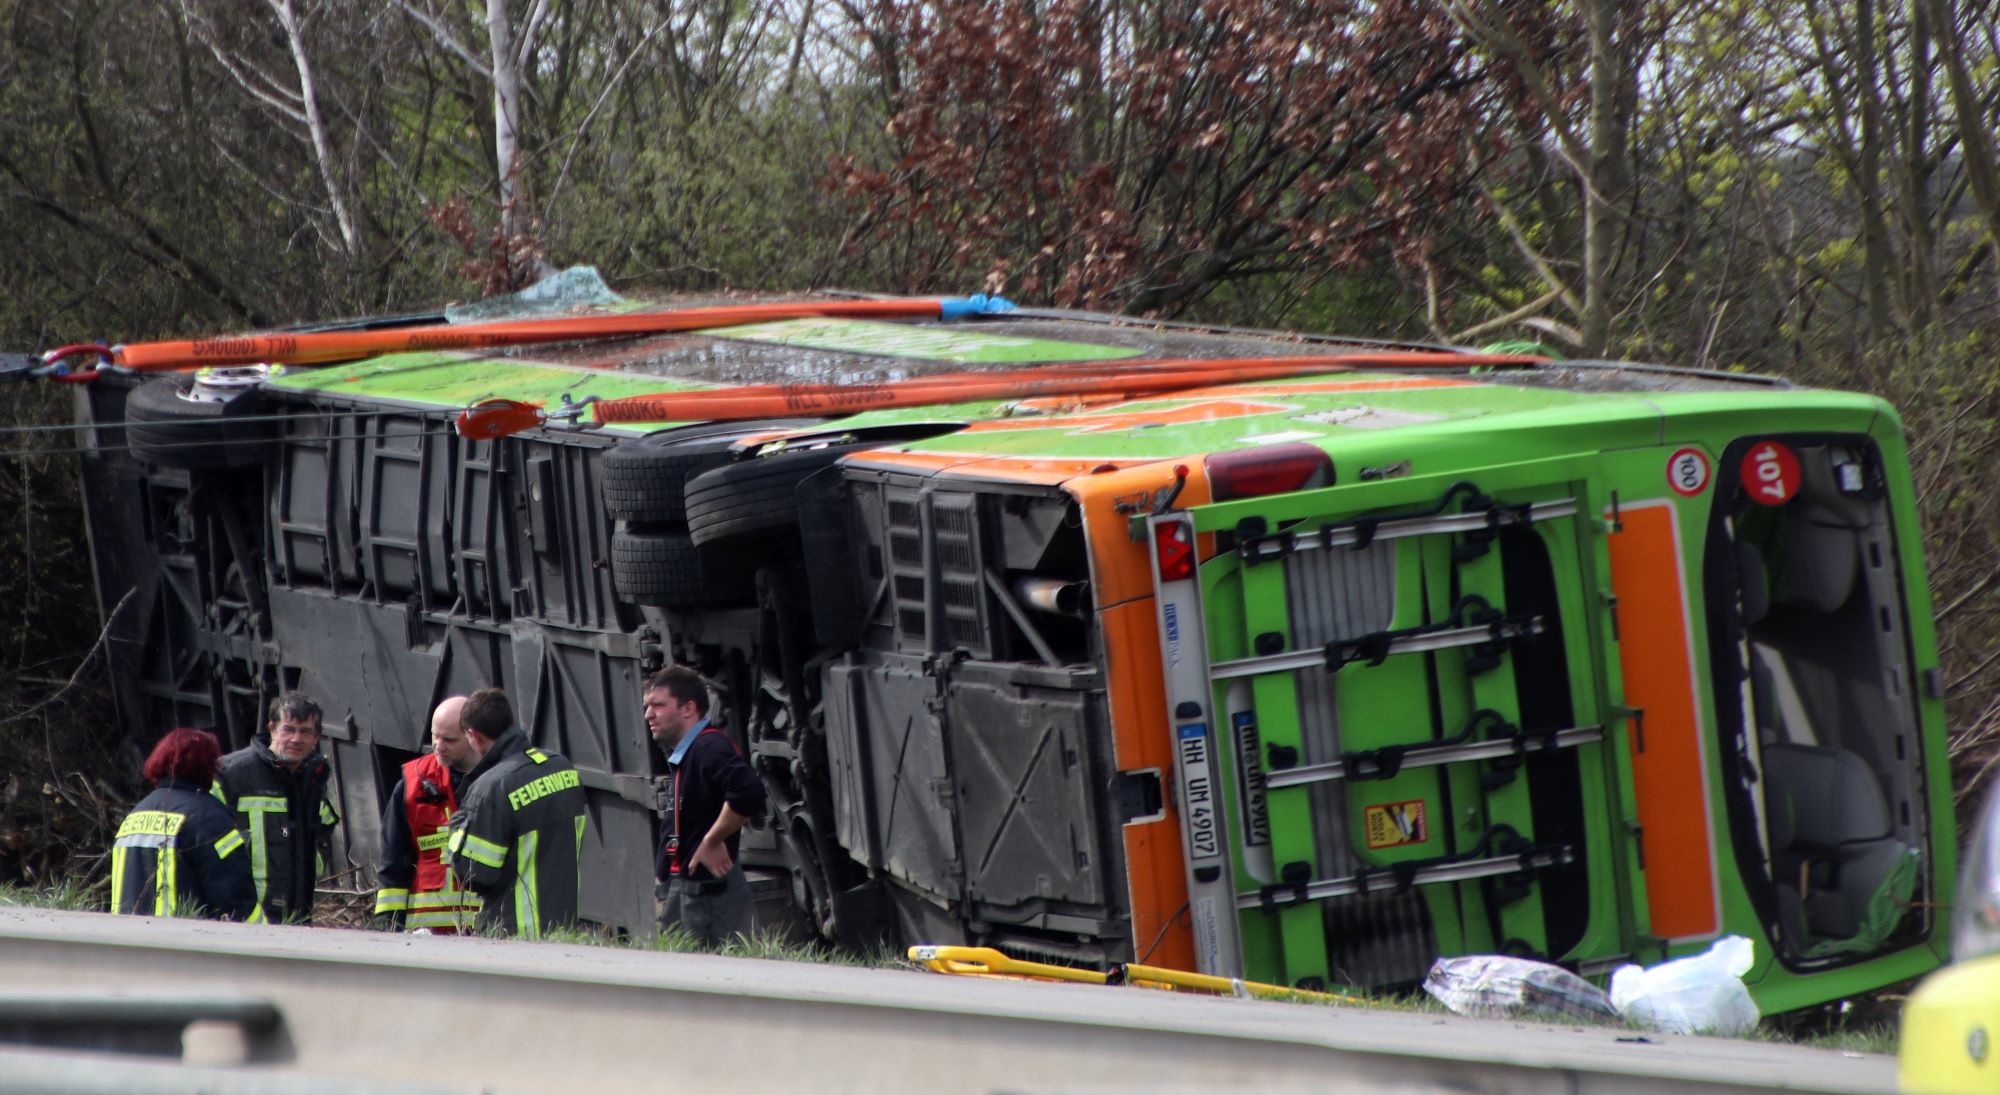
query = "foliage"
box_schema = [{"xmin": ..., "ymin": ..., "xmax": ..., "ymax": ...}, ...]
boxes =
[
  {"xmin": 835, "ymin": 0, "xmax": 1539, "ymax": 313},
  {"xmin": 1834, "ymin": 333, "xmax": 2000, "ymax": 810},
  {"xmin": 0, "ymin": 384, "xmax": 131, "ymax": 890}
]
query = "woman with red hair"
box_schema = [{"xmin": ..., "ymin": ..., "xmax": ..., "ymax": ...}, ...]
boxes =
[{"xmin": 111, "ymin": 728, "xmax": 258, "ymax": 920}]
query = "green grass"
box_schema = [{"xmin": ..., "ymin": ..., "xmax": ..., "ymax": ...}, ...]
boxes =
[
  {"xmin": 0, "ymin": 878, "xmax": 104, "ymax": 912},
  {"xmin": 1765, "ymin": 1021, "xmax": 1899, "ymax": 1056},
  {"xmin": 1749, "ymin": 997, "xmax": 1904, "ymax": 1055},
  {"xmin": 534, "ymin": 921, "xmax": 908, "ymax": 970}
]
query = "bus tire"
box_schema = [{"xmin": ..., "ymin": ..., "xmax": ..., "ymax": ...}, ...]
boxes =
[
  {"xmin": 600, "ymin": 419, "xmax": 825, "ymax": 525},
  {"xmin": 611, "ymin": 529, "xmax": 754, "ymax": 606},
  {"xmin": 125, "ymin": 377, "xmax": 273, "ymax": 470},
  {"xmin": 683, "ymin": 442, "xmax": 875, "ymax": 548}
]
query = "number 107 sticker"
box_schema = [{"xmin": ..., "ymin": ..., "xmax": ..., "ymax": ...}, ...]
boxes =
[{"xmin": 1741, "ymin": 441, "xmax": 1801, "ymax": 506}]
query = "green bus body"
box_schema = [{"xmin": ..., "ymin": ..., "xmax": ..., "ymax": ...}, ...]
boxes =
[{"xmin": 91, "ymin": 306, "xmax": 1948, "ymax": 1013}]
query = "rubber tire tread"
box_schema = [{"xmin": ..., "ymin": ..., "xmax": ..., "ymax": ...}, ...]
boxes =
[
  {"xmin": 598, "ymin": 418, "xmax": 825, "ymax": 524},
  {"xmin": 683, "ymin": 442, "xmax": 876, "ymax": 548},
  {"xmin": 611, "ymin": 529, "xmax": 754, "ymax": 606},
  {"xmin": 125, "ymin": 378, "xmax": 274, "ymax": 469},
  {"xmin": 601, "ymin": 443, "xmax": 734, "ymax": 524}
]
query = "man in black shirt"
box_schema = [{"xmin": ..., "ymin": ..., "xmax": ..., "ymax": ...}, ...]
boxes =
[{"xmin": 644, "ymin": 666, "xmax": 766, "ymax": 946}]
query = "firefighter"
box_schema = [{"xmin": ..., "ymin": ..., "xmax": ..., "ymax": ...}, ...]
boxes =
[
  {"xmin": 446, "ymin": 688, "xmax": 587, "ymax": 938},
  {"xmin": 113, "ymin": 728, "xmax": 258, "ymax": 921},
  {"xmin": 212, "ymin": 691, "xmax": 340, "ymax": 924},
  {"xmin": 372, "ymin": 696, "xmax": 483, "ymax": 932}
]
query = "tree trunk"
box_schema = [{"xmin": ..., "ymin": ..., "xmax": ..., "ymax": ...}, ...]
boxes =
[
  {"xmin": 487, "ymin": 0, "xmax": 522, "ymax": 260},
  {"xmin": 1924, "ymin": 0, "xmax": 2000, "ymax": 283},
  {"xmin": 268, "ymin": 0, "xmax": 362, "ymax": 265},
  {"xmin": 1852, "ymin": 0, "xmax": 1899, "ymax": 336},
  {"xmin": 1581, "ymin": 0, "xmax": 1629, "ymax": 356}
]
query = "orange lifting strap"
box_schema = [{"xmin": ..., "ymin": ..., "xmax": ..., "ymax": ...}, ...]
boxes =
[
  {"xmin": 104, "ymin": 299, "xmax": 956, "ymax": 372},
  {"xmin": 583, "ymin": 352, "xmax": 1540, "ymax": 428}
]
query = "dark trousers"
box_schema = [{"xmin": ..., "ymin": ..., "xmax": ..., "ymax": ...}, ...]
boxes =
[{"xmin": 656, "ymin": 865, "xmax": 752, "ymax": 947}]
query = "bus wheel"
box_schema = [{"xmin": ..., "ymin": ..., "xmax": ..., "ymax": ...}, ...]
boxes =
[
  {"xmin": 125, "ymin": 376, "xmax": 273, "ymax": 469},
  {"xmin": 600, "ymin": 418, "xmax": 824, "ymax": 525},
  {"xmin": 684, "ymin": 442, "xmax": 874, "ymax": 548},
  {"xmin": 610, "ymin": 528, "xmax": 754, "ymax": 606}
]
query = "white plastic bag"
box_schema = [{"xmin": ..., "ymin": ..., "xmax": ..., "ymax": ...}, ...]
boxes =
[
  {"xmin": 1608, "ymin": 935, "xmax": 1761, "ymax": 1035},
  {"xmin": 1422, "ymin": 955, "xmax": 1620, "ymax": 1022}
]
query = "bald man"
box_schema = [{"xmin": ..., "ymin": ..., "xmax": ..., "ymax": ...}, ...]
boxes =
[{"xmin": 372, "ymin": 697, "xmax": 485, "ymax": 932}]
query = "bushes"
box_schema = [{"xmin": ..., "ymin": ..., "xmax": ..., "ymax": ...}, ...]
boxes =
[{"xmin": 0, "ymin": 386, "xmax": 132, "ymax": 891}]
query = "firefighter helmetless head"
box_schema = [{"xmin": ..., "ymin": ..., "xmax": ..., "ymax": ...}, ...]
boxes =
[
  {"xmin": 144, "ymin": 727, "xmax": 223, "ymax": 788},
  {"xmin": 460, "ymin": 688, "xmax": 513, "ymax": 765},
  {"xmin": 266, "ymin": 691, "xmax": 323, "ymax": 769},
  {"xmin": 429, "ymin": 696, "xmax": 474, "ymax": 772}
]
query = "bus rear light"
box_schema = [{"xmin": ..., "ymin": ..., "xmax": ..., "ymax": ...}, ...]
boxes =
[
  {"xmin": 1154, "ymin": 519, "xmax": 1196, "ymax": 582},
  {"xmin": 1205, "ymin": 443, "xmax": 1334, "ymax": 501}
]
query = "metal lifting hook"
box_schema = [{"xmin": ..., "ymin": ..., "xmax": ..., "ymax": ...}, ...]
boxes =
[
  {"xmin": 455, "ymin": 399, "xmax": 546, "ymax": 441},
  {"xmin": 29, "ymin": 343, "xmax": 115, "ymax": 383}
]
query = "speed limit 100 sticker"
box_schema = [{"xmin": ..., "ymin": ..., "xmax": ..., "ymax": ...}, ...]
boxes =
[
  {"xmin": 1742, "ymin": 441, "xmax": 1801, "ymax": 506},
  {"xmin": 1666, "ymin": 448, "xmax": 1711, "ymax": 496}
]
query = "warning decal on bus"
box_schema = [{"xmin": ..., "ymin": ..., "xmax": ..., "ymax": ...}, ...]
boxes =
[{"xmin": 1363, "ymin": 799, "xmax": 1429, "ymax": 849}]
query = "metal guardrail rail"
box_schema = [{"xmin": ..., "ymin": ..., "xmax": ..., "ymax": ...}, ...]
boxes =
[{"xmin": 0, "ymin": 908, "xmax": 1893, "ymax": 1095}]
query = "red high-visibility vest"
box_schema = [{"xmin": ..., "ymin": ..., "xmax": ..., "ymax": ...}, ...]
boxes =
[{"xmin": 402, "ymin": 753, "xmax": 481, "ymax": 932}]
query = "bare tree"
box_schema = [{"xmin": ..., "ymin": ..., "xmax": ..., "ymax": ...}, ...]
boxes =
[
  {"xmin": 180, "ymin": 0, "xmax": 364, "ymax": 265},
  {"xmin": 1447, "ymin": 0, "xmax": 1641, "ymax": 356}
]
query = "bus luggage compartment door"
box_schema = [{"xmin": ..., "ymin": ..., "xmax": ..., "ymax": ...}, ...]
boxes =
[{"xmin": 1156, "ymin": 459, "xmax": 1633, "ymax": 992}]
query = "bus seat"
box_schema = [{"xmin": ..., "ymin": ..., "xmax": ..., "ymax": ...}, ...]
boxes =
[
  {"xmin": 1763, "ymin": 742, "xmax": 1910, "ymax": 945},
  {"xmin": 1774, "ymin": 520, "xmax": 1859, "ymax": 613}
]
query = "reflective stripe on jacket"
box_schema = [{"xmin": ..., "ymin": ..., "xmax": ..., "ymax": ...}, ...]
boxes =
[
  {"xmin": 212, "ymin": 739, "xmax": 339, "ymax": 924},
  {"xmin": 446, "ymin": 727, "xmax": 587, "ymax": 938},
  {"xmin": 375, "ymin": 753, "xmax": 482, "ymax": 931},
  {"xmin": 112, "ymin": 780, "xmax": 259, "ymax": 921}
]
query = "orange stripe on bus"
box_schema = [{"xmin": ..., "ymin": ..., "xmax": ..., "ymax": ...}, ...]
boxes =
[
  {"xmin": 1606, "ymin": 501, "xmax": 1719, "ymax": 939},
  {"xmin": 1084, "ymin": 465, "xmax": 1218, "ymax": 970},
  {"xmin": 1123, "ymin": 821, "xmax": 1198, "ymax": 970},
  {"xmin": 1099, "ymin": 596, "xmax": 1198, "ymax": 971},
  {"xmin": 841, "ymin": 450, "xmax": 1143, "ymax": 483},
  {"xmin": 957, "ymin": 399, "xmax": 1295, "ymax": 434}
]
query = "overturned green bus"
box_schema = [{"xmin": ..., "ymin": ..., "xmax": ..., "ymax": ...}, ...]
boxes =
[{"xmin": 63, "ymin": 289, "xmax": 1951, "ymax": 1013}]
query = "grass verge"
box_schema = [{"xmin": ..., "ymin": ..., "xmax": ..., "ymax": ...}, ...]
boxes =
[{"xmin": 0, "ymin": 878, "xmax": 104, "ymax": 911}]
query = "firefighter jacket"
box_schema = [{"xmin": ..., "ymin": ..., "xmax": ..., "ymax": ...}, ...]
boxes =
[
  {"xmin": 446, "ymin": 726, "xmax": 587, "ymax": 938},
  {"xmin": 212, "ymin": 738, "xmax": 339, "ymax": 924},
  {"xmin": 373, "ymin": 754, "xmax": 481, "ymax": 931},
  {"xmin": 112, "ymin": 780, "xmax": 259, "ymax": 921}
]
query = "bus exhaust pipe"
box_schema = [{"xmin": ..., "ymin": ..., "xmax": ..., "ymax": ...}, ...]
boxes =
[{"xmin": 1014, "ymin": 577, "xmax": 1089, "ymax": 617}]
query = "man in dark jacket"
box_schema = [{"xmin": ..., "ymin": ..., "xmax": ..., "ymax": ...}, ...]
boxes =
[
  {"xmin": 114, "ymin": 727, "xmax": 258, "ymax": 921},
  {"xmin": 644, "ymin": 666, "xmax": 766, "ymax": 946},
  {"xmin": 213, "ymin": 691, "xmax": 340, "ymax": 924},
  {"xmin": 446, "ymin": 688, "xmax": 587, "ymax": 938}
]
